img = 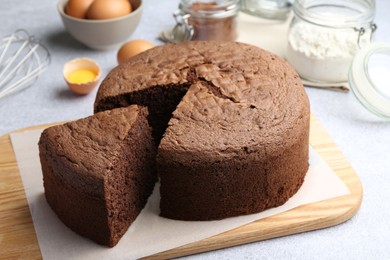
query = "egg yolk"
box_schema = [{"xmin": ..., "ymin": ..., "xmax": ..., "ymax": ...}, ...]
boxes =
[{"xmin": 67, "ymin": 69, "xmax": 97, "ymax": 84}]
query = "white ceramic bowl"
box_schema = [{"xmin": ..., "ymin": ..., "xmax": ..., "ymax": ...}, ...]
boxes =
[{"xmin": 58, "ymin": 0, "xmax": 143, "ymax": 50}]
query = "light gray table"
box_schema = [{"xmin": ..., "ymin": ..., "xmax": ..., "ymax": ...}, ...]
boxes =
[{"xmin": 1, "ymin": 0, "xmax": 389, "ymax": 259}]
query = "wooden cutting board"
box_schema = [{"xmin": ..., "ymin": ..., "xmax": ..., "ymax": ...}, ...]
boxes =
[{"xmin": 0, "ymin": 116, "xmax": 362, "ymax": 260}]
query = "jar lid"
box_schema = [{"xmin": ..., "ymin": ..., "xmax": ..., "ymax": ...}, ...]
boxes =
[{"xmin": 349, "ymin": 42, "xmax": 390, "ymax": 120}]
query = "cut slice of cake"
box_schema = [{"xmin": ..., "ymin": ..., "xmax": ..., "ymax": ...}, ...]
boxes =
[{"xmin": 38, "ymin": 105, "xmax": 156, "ymax": 247}]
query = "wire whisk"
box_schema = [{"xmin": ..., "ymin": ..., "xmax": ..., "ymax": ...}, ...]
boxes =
[{"xmin": 0, "ymin": 29, "xmax": 50, "ymax": 100}]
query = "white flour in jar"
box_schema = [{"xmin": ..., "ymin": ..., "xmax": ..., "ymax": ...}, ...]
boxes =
[{"xmin": 286, "ymin": 22, "xmax": 368, "ymax": 83}]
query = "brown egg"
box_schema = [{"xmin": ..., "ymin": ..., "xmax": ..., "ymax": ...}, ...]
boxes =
[
  {"xmin": 117, "ymin": 40, "xmax": 155, "ymax": 64},
  {"xmin": 87, "ymin": 0, "xmax": 132, "ymax": 20},
  {"xmin": 65, "ymin": 0, "xmax": 95, "ymax": 19}
]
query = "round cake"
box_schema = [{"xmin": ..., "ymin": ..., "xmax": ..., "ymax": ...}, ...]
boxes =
[{"xmin": 95, "ymin": 41, "xmax": 310, "ymax": 221}]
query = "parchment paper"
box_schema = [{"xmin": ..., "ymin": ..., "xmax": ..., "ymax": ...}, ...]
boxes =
[{"xmin": 10, "ymin": 128, "xmax": 350, "ymax": 260}]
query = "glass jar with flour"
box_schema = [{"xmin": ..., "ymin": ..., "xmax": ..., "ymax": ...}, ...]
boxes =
[{"xmin": 286, "ymin": 0, "xmax": 376, "ymax": 84}]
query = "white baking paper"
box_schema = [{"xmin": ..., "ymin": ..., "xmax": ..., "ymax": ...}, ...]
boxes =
[{"xmin": 10, "ymin": 128, "xmax": 350, "ymax": 260}]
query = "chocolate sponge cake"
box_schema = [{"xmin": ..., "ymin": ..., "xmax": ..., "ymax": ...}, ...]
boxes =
[
  {"xmin": 38, "ymin": 106, "xmax": 156, "ymax": 247},
  {"xmin": 158, "ymin": 81, "xmax": 309, "ymax": 220},
  {"xmin": 94, "ymin": 41, "xmax": 310, "ymax": 221}
]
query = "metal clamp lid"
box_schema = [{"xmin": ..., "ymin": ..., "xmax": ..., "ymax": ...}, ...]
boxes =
[
  {"xmin": 173, "ymin": 10, "xmax": 195, "ymax": 42},
  {"xmin": 159, "ymin": 10, "xmax": 194, "ymax": 43}
]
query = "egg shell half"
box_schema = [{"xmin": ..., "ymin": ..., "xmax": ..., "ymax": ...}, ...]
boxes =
[{"xmin": 63, "ymin": 58, "xmax": 101, "ymax": 95}]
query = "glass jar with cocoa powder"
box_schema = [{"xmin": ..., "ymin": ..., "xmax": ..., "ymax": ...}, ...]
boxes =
[{"xmin": 174, "ymin": 0, "xmax": 240, "ymax": 41}]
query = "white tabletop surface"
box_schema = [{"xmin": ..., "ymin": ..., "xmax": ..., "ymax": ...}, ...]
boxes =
[{"xmin": 1, "ymin": 0, "xmax": 390, "ymax": 259}]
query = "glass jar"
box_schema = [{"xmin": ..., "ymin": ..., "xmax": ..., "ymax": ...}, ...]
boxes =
[
  {"xmin": 286, "ymin": 0, "xmax": 376, "ymax": 84},
  {"xmin": 240, "ymin": 0, "xmax": 292, "ymax": 20},
  {"xmin": 172, "ymin": 0, "xmax": 240, "ymax": 41},
  {"xmin": 349, "ymin": 42, "xmax": 390, "ymax": 120}
]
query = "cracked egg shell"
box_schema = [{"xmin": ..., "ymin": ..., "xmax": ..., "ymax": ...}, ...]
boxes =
[{"xmin": 63, "ymin": 58, "xmax": 101, "ymax": 95}]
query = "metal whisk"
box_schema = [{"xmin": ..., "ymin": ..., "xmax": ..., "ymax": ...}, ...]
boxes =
[{"xmin": 0, "ymin": 29, "xmax": 50, "ymax": 100}]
